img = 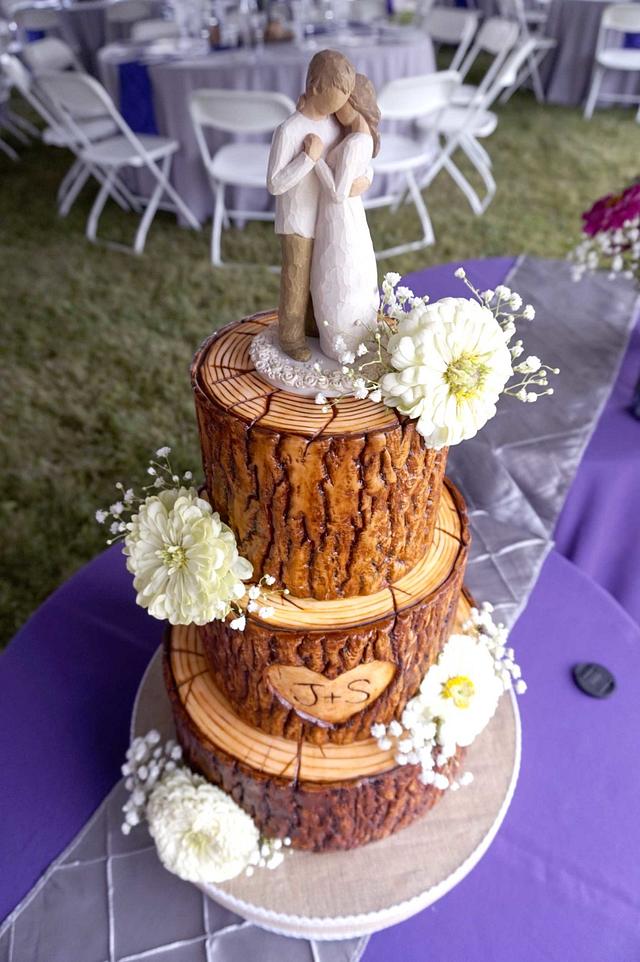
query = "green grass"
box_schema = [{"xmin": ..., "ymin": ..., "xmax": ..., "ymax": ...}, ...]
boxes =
[{"xmin": 1, "ymin": 89, "xmax": 638, "ymax": 646}]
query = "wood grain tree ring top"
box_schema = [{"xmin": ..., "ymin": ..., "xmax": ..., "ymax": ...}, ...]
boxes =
[
  {"xmin": 192, "ymin": 312, "xmax": 448, "ymax": 600},
  {"xmin": 200, "ymin": 479, "xmax": 469, "ymax": 745},
  {"xmin": 193, "ymin": 311, "xmax": 397, "ymax": 438}
]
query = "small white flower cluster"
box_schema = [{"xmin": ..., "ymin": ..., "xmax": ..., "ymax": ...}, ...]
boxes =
[
  {"xmin": 95, "ymin": 447, "xmax": 194, "ymax": 545},
  {"xmin": 230, "ymin": 573, "xmax": 283, "ymax": 630},
  {"xmin": 314, "ymin": 270, "xmax": 557, "ymax": 445},
  {"xmin": 371, "ymin": 601, "xmax": 526, "ymax": 791},
  {"xmin": 464, "ymin": 602, "xmax": 527, "ymax": 696},
  {"xmin": 372, "ymin": 707, "xmax": 474, "ymax": 794},
  {"xmin": 121, "ymin": 731, "xmax": 291, "ymax": 884},
  {"xmin": 245, "ymin": 835, "xmax": 292, "ymax": 876},
  {"xmin": 120, "ymin": 730, "xmax": 183, "ymax": 834},
  {"xmin": 570, "ymin": 216, "xmax": 640, "ymax": 283}
]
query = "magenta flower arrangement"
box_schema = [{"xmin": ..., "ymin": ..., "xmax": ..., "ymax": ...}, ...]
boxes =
[
  {"xmin": 570, "ymin": 179, "xmax": 640, "ymax": 281},
  {"xmin": 582, "ymin": 182, "xmax": 640, "ymax": 236}
]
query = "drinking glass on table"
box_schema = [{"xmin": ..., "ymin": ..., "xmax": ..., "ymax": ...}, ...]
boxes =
[{"xmin": 249, "ymin": 10, "xmax": 267, "ymax": 52}]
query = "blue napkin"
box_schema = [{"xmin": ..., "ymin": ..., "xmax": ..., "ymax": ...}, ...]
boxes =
[
  {"xmin": 26, "ymin": 29, "xmax": 45, "ymax": 42},
  {"xmin": 624, "ymin": 32, "xmax": 640, "ymax": 48},
  {"xmin": 118, "ymin": 60, "xmax": 159, "ymax": 135}
]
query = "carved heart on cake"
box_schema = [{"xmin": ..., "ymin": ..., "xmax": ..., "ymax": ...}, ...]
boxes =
[{"xmin": 265, "ymin": 661, "xmax": 396, "ymax": 727}]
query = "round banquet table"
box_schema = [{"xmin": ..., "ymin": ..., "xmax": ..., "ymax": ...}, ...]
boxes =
[
  {"xmin": 42, "ymin": 0, "xmax": 163, "ymax": 74},
  {"xmin": 98, "ymin": 32, "xmax": 433, "ymax": 223},
  {"xmin": 543, "ymin": 0, "xmax": 640, "ymax": 107},
  {"xmin": 2, "ymin": 257, "xmax": 640, "ymax": 961}
]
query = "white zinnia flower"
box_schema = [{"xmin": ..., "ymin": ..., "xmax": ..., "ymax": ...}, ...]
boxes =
[
  {"xmin": 380, "ymin": 297, "xmax": 513, "ymax": 449},
  {"xmin": 147, "ymin": 769, "xmax": 260, "ymax": 884},
  {"xmin": 419, "ymin": 634, "xmax": 504, "ymax": 748},
  {"xmin": 124, "ymin": 487, "xmax": 252, "ymax": 625}
]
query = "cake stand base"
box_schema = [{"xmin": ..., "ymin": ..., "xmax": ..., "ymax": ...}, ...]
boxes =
[{"xmin": 131, "ymin": 648, "xmax": 521, "ymax": 941}]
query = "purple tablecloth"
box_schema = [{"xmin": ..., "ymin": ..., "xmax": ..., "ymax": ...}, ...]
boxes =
[{"xmin": 2, "ymin": 257, "xmax": 640, "ymax": 960}]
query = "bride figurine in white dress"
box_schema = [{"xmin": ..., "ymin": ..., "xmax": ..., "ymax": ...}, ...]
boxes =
[{"xmin": 310, "ymin": 74, "xmax": 381, "ymax": 361}]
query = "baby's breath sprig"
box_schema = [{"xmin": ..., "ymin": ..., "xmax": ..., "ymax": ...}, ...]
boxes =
[
  {"xmin": 95, "ymin": 446, "xmax": 194, "ymax": 545},
  {"xmin": 229, "ymin": 572, "xmax": 284, "ymax": 630},
  {"xmin": 120, "ymin": 730, "xmax": 183, "ymax": 835}
]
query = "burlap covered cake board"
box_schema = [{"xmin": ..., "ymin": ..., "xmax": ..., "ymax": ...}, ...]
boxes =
[{"xmin": 132, "ymin": 647, "xmax": 520, "ymax": 940}]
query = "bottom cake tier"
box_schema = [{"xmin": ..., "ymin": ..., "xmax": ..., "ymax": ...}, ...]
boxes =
[{"xmin": 163, "ymin": 594, "xmax": 471, "ymax": 852}]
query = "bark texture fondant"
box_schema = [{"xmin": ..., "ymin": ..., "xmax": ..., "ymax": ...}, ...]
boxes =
[
  {"xmin": 164, "ymin": 637, "xmax": 463, "ymax": 852},
  {"xmin": 200, "ymin": 481, "xmax": 469, "ymax": 745},
  {"xmin": 192, "ymin": 314, "xmax": 448, "ymax": 600}
]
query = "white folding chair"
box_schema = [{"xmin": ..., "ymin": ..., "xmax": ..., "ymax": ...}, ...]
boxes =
[
  {"xmin": 417, "ymin": 38, "xmax": 539, "ymax": 216},
  {"xmin": 495, "ymin": 0, "xmax": 556, "ymax": 103},
  {"xmin": 0, "ymin": 52, "xmax": 135, "ymax": 215},
  {"xmin": 452, "ymin": 17, "xmax": 520, "ymax": 105},
  {"xmin": 130, "ymin": 17, "xmax": 180, "ymax": 41},
  {"xmin": 497, "ymin": 0, "xmax": 550, "ymax": 33},
  {"xmin": 368, "ymin": 70, "xmax": 463, "ymax": 259},
  {"xmin": 21, "ymin": 36, "xmax": 81, "ymax": 73},
  {"xmin": 189, "ymin": 88, "xmax": 295, "ymax": 267},
  {"xmin": 106, "ymin": 0, "xmax": 153, "ymax": 27},
  {"xmin": 40, "ymin": 70, "xmax": 200, "ymax": 252},
  {"xmin": 0, "ymin": 71, "xmax": 18, "ymax": 158},
  {"xmin": 424, "ymin": 7, "xmax": 479, "ymax": 72},
  {"xmin": 584, "ymin": 4, "xmax": 640, "ymax": 119}
]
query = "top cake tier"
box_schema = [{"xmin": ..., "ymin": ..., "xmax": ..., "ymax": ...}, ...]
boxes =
[{"xmin": 192, "ymin": 312, "xmax": 448, "ymax": 600}]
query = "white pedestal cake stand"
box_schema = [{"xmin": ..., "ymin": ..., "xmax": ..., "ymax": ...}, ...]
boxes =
[{"xmin": 132, "ymin": 647, "xmax": 521, "ymax": 941}]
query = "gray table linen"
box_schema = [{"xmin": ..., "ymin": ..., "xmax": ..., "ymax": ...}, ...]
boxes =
[
  {"xmin": 543, "ymin": 0, "xmax": 640, "ymax": 107},
  {"xmin": 1, "ymin": 257, "xmax": 638, "ymax": 962}
]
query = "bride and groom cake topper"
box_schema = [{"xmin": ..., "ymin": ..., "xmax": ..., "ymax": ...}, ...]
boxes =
[{"xmin": 266, "ymin": 49, "xmax": 381, "ymax": 367}]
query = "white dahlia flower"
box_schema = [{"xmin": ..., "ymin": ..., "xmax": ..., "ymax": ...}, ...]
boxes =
[
  {"xmin": 124, "ymin": 487, "xmax": 252, "ymax": 625},
  {"xmin": 419, "ymin": 633, "xmax": 504, "ymax": 748},
  {"xmin": 147, "ymin": 769, "xmax": 260, "ymax": 884},
  {"xmin": 380, "ymin": 297, "xmax": 513, "ymax": 448}
]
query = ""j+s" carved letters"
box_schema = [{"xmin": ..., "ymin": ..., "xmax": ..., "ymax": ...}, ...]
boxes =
[{"xmin": 265, "ymin": 661, "xmax": 396, "ymax": 726}]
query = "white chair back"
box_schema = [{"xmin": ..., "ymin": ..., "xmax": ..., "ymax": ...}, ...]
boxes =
[
  {"xmin": 378, "ymin": 69, "xmax": 461, "ymax": 120},
  {"xmin": 424, "ymin": 8, "xmax": 479, "ymax": 71},
  {"xmin": 484, "ymin": 36, "xmax": 539, "ymax": 102},
  {"xmin": 106, "ymin": 0, "xmax": 153, "ymax": 23},
  {"xmin": 601, "ymin": 3, "xmax": 640, "ymax": 35},
  {"xmin": 2, "ymin": 50, "xmax": 32, "ymax": 94},
  {"xmin": 466, "ymin": 16, "xmax": 520, "ymax": 57},
  {"xmin": 351, "ymin": 0, "xmax": 385, "ymax": 20},
  {"xmin": 130, "ymin": 17, "xmax": 179, "ymax": 41},
  {"xmin": 495, "ymin": 0, "xmax": 525, "ymax": 23},
  {"xmin": 1, "ymin": 51, "xmax": 69, "ymax": 131},
  {"xmin": 456, "ymin": 15, "xmax": 520, "ymax": 94},
  {"xmin": 39, "ymin": 69, "xmax": 119, "ymax": 124},
  {"xmin": 21, "ymin": 36, "xmax": 78, "ymax": 73},
  {"xmin": 425, "ymin": 7, "xmax": 478, "ymax": 45},
  {"xmin": 16, "ymin": 7, "xmax": 60, "ymax": 31},
  {"xmin": 189, "ymin": 88, "xmax": 295, "ymax": 135}
]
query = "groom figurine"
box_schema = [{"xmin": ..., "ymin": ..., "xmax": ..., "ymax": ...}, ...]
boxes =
[{"xmin": 267, "ymin": 50, "xmax": 369, "ymax": 362}]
